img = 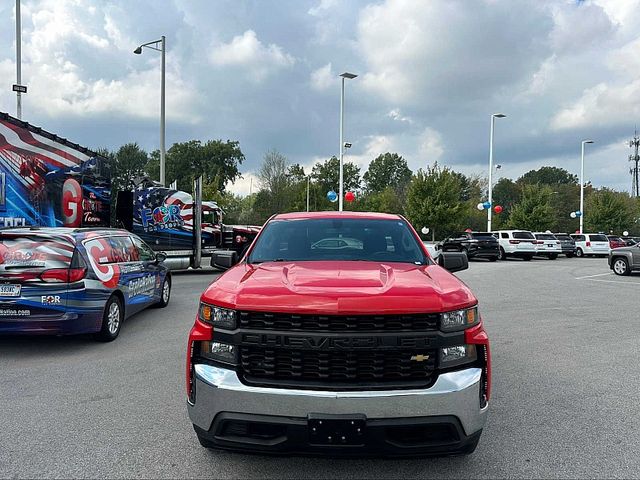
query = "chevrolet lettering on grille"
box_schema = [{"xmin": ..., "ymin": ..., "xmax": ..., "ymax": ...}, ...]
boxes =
[{"xmin": 240, "ymin": 333, "xmax": 432, "ymax": 350}]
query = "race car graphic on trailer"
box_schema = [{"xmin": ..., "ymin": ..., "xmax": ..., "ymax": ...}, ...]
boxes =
[{"xmin": 0, "ymin": 112, "xmax": 110, "ymax": 228}]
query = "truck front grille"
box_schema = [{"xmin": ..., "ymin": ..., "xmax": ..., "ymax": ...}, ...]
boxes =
[
  {"xmin": 238, "ymin": 311, "xmax": 439, "ymax": 332},
  {"xmin": 239, "ymin": 346, "xmax": 437, "ymax": 389}
]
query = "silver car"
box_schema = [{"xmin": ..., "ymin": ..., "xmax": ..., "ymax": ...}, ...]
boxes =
[{"xmin": 608, "ymin": 244, "xmax": 640, "ymax": 275}]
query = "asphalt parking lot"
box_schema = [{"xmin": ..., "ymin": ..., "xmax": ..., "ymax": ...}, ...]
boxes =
[{"xmin": 1, "ymin": 257, "xmax": 639, "ymax": 479}]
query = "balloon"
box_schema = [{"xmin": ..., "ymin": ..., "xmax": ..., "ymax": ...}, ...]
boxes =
[
  {"xmin": 465, "ymin": 228, "xmax": 473, "ymax": 233},
  {"xmin": 623, "ymin": 231, "xmax": 629, "ymax": 236},
  {"xmin": 476, "ymin": 202, "xmax": 485, "ymax": 211},
  {"xmin": 575, "ymin": 211, "xmax": 582, "ymax": 217},
  {"xmin": 421, "ymin": 227, "xmax": 429, "ymax": 235},
  {"xmin": 483, "ymin": 201, "xmax": 492, "ymax": 209},
  {"xmin": 575, "ymin": 230, "xmax": 580, "ymax": 234},
  {"xmin": 570, "ymin": 212, "xmax": 577, "ymax": 218},
  {"xmin": 327, "ymin": 190, "xmax": 338, "ymax": 202},
  {"xmin": 494, "ymin": 205, "xmax": 503, "ymax": 214},
  {"xmin": 345, "ymin": 191, "xmax": 355, "ymax": 203}
]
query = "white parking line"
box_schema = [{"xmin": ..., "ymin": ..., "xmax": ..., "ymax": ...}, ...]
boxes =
[
  {"xmin": 575, "ymin": 272, "xmax": 613, "ymax": 280},
  {"xmin": 583, "ymin": 278, "xmax": 640, "ymax": 285}
]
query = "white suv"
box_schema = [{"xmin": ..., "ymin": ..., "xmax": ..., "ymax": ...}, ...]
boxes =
[
  {"xmin": 492, "ymin": 230, "xmax": 537, "ymax": 261},
  {"xmin": 570, "ymin": 233, "xmax": 611, "ymax": 258},
  {"xmin": 533, "ymin": 232, "xmax": 562, "ymax": 260}
]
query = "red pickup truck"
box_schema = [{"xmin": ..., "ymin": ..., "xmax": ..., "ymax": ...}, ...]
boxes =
[{"xmin": 186, "ymin": 212, "xmax": 490, "ymax": 456}]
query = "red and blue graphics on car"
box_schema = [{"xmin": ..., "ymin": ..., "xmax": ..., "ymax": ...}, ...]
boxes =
[{"xmin": 0, "ymin": 228, "xmax": 169, "ymax": 336}]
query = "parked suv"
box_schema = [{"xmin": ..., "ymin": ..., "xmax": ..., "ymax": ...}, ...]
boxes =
[
  {"xmin": 492, "ymin": 230, "xmax": 536, "ymax": 260},
  {"xmin": 187, "ymin": 212, "xmax": 491, "ymax": 456},
  {"xmin": 553, "ymin": 233, "xmax": 577, "ymax": 257},
  {"xmin": 533, "ymin": 233, "xmax": 561, "ymax": 260},
  {"xmin": 570, "ymin": 233, "xmax": 610, "ymax": 258},
  {"xmin": 608, "ymin": 243, "xmax": 640, "ymax": 275},
  {"xmin": 0, "ymin": 228, "xmax": 171, "ymax": 340},
  {"xmin": 440, "ymin": 231, "xmax": 499, "ymax": 261}
]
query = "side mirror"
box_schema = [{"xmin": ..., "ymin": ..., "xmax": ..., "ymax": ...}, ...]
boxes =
[
  {"xmin": 438, "ymin": 251, "xmax": 468, "ymax": 273},
  {"xmin": 211, "ymin": 251, "xmax": 239, "ymax": 270},
  {"xmin": 155, "ymin": 252, "xmax": 167, "ymax": 263}
]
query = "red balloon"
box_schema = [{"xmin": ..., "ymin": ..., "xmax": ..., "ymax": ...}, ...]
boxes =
[
  {"xmin": 345, "ymin": 191, "xmax": 356, "ymax": 202},
  {"xmin": 465, "ymin": 228, "xmax": 473, "ymax": 233},
  {"xmin": 494, "ymin": 205, "xmax": 503, "ymax": 214}
]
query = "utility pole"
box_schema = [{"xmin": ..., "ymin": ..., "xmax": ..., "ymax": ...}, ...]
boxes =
[{"xmin": 629, "ymin": 130, "xmax": 640, "ymax": 197}]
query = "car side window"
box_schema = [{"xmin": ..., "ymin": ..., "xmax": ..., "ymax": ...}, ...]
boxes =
[
  {"xmin": 501, "ymin": 233, "xmax": 508, "ymax": 239},
  {"xmin": 132, "ymin": 236, "xmax": 155, "ymax": 262},
  {"xmin": 107, "ymin": 236, "xmax": 136, "ymax": 264}
]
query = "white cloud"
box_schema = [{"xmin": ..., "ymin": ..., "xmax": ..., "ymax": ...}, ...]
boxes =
[
  {"xmin": 387, "ymin": 109, "xmax": 412, "ymax": 123},
  {"xmin": 310, "ymin": 63, "xmax": 335, "ymax": 91},
  {"xmin": 308, "ymin": 0, "xmax": 338, "ymax": 17},
  {"xmin": 209, "ymin": 30, "xmax": 294, "ymax": 82},
  {"xmin": 226, "ymin": 172, "xmax": 260, "ymax": 197},
  {"xmin": 418, "ymin": 127, "xmax": 444, "ymax": 166}
]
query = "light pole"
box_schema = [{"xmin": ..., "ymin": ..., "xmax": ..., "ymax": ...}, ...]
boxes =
[
  {"xmin": 339, "ymin": 72, "xmax": 357, "ymax": 212},
  {"xmin": 134, "ymin": 36, "xmax": 166, "ymax": 186},
  {"xmin": 306, "ymin": 175, "xmax": 310, "ymax": 212},
  {"xmin": 15, "ymin": 0, "xmax": 22, "ymax": 119},
  {"xmin": 487, "ymin": 113, "xmax": 506, "ymax": 231},
  {"xmin": 579, "ymin": 139, "xmax": 594, "ymax": 234}
]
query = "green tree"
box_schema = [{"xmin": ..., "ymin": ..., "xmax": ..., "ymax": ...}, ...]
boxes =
[
  {"xmin": 517, "ymin": 166, "xmax": 578, "ymax": 186},
  {"xmin": 405, "ymin": 163, "xmax": 469, "ymax": 240},
  {"xmin": 358, "ymin": 187, "xmax": 404, "ymax": 214},
  {"xmin": 311, "ymin": 156, "xmax": 361, "ymax": 194},
  {"xmin": 253, "ymin": 149, "xmax": 292, "ymax": 217},
  {"xmin": 363, "ymin": 153, "xmax": 412, "ymax": 194},
  {"xmin": 585, "ymin": 188, "xmax": 638, "ymax": 234},
  {"xmin": 147, "ymin": 139, "xmax": 244, "ymax": 193},
  {"xmin": 508, "ymin": 184, "xmax": 555, "ymax": 231},
  {"xmin": 491, "ymin": 177, "xmax": 521, "ymax": 229}
]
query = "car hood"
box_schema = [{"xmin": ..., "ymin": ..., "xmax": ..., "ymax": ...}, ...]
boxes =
[{"xmin": 203, "ymin": 261, "xmax": 476, "ymax": 315}]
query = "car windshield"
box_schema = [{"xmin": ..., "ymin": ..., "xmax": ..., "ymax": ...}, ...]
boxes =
[
  {"xmin": 608, "ymin": 236, "xmax": 622, "ymax": 242},
  {"xmin": 513, "ymin": 231, "xmax": 535, "ymax": 240},
  {"xmin": 590, "ymin": 234, "xmax": 608, "ymax": 242},
  {"xmin": 535, "ymin": 234, "xmax": 556, "ymax": 240},
  {"xmin": 0, "ymin": 233, "xmax": 75, "ymax": 271},
  {"xmin": 248, "ymin": 218, "xmax": 428, "ymax": 265}
]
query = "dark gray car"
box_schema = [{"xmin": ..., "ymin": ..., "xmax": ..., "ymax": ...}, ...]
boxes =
[{"xmin": 608, "ymin": 244, "xmax": 640, "ymax": 275}]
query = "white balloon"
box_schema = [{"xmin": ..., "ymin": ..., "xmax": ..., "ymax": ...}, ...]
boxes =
[
  {"xmin": 570, "ymin": 212, "xmax": 577, "ymax": 218},
  {"xmin": 477, "ymin": 202, "xmax": 485, "ymax": 211},
  {"xmin": 623, "ymin": 231, "xmax": 629, "ymax": 236},
  {"xmin": 421, "ymin": 227, "xmax": 430, "ymax": 235}
]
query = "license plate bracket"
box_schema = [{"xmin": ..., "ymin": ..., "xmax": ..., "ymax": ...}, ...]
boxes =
[{"xmin": 308, "ymin": 414, "xmax": 366, "ymax": 446}]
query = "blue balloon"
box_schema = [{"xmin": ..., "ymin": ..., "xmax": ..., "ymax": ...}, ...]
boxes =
[
  {"xmin": 575, "ymin": 211, "xmax": 582, "ymax": 217},
  {"xmin": 483, "ymin": 201, "xmax": 492, "ymax": 209},
  {"xmin": 327, "ymin": 190, "xmax": 338, "ymax": 202}
]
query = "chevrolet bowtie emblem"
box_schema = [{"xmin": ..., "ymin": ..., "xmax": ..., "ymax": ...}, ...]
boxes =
[{"xmin": 410, "ymin": 354, "xmax": 430, "ymax": 362}]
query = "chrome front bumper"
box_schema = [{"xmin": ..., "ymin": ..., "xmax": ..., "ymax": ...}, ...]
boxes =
[{"xmin": 188, "ymin": 365, "xmax": 488, "ymax": 436}]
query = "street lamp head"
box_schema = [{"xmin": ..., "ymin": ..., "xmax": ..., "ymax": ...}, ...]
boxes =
[
  {"xmin": 133, "ymin": 46, "xmax": 143, "ymax": 54},
  {"xmin": 343, "ymin": 142, "xmax": 352, "ymax": 149},
  {"xmin": 492, "ymin": 113, "xmax": 506, "ymax": 118},
  {"xmin": 583, "ymin": 139, "xmax": 594, "ymax": 144},
  {"xmin": 340, "ymin": 72, "xmax": 358, "ymax": 79}
]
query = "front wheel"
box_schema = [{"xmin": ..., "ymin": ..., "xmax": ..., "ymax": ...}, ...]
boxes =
[
  {"xmin": 157, "ymin": 276, "xmax": 171, "ymax": 308},
  {"xmin": 576, "ymin": 248, "xmax": 584, "ymax": 258},
  {"xmin": 95, "ymin": 295, "xmax": 123, "ymax": 342},
  {"xmin": 497, "ymin": 247, "xmax": 506, "ymax": 260},
  {"xmin": 612, "ymin": 257, "xmax": 630, "ymax": 276}
]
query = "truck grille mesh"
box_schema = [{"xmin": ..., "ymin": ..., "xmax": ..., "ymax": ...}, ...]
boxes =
[
  {"xmin": 238, "ymin": 311, "xmax": 439, "ymax": 332},
  {"xmin": 240, "ymin": 346, "xmax": 437, "ymax": 388}
]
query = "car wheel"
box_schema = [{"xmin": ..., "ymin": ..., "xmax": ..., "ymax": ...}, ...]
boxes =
[
  {"xmin": 157, "ymin": 276, "xmax": 171, "ymax": 308},
  {"xmin": 576, "ymin": 248, "xmax": 584, "ymax": 258},
  {"xmin": 95, "ymin": 295, "xmax": 123, "ymax": 342},
  {"xmin": 612, "ymin": 257, "xmax": 630, "ymax": 276},
  {"xmin": 497, "ymin": 247, "xmax": 506, "ymax": 260},
  {"xmin": 549, "ymin": 254, "xmax": 558, "ymax": 260}
]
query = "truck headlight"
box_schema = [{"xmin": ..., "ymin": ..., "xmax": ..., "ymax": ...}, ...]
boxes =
[
  {"xmin": 200, "ymin": 341, "xmax": 238, "ymax": 365},
  {"xmin": 199, "ymin": 303, "xmax": 237, "ymax": 329},
  {"xmin": 440, "ymin": 306, "xmax": 479, "ymax": 332},
  {"xmin": 439, "ymin": 344, "xmax": 477, "ymax": 368}
]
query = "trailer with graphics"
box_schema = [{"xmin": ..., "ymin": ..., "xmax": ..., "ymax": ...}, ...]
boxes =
[{"xmin": 0, "ymin": 112, "xmax": 110, "ymax": 229}]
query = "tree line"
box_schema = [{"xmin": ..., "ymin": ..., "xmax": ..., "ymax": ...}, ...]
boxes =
[{"xmin": 101, "ymin": 141, "xmax": 640, "ymax": 238}]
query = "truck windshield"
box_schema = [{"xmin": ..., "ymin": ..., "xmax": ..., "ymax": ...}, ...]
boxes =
[{"xmin": 248, "ymin": 218, "xmax": 428, "ymax": 265}]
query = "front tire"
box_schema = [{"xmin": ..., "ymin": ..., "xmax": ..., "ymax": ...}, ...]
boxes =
[
  {"xmin": 497, "ymin": 247, "xmax": 506, "ymax": 260},
  {"xmin": 95, "ymin": 295, "xmax": 123, "ymax": 342},
  {"xmin": 157, "ymin": 276, "xmax": 171, "ymax": 308},
  {"xmin": 576, "ymin": 248, "xmax": 584, "ymax": 258},
  {"xmin": 612, "ymin": 257, "xmax": 630, "ymax": 276}
]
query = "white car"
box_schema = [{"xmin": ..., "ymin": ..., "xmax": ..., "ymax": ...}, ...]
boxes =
[
  {"xmin": 422, "ymin": 241, "xmax": 440, "ymax": 260},
  {"xmin": 533, "ymin": 232, "xmax": 562, "ymax": 260},
  {"xmin": 492, "ymin": 230, "xmax": 537, "ymax": 261},
  {"xmin": 570, "ymin": 233, "xmax": 611, "ymax": 258}
]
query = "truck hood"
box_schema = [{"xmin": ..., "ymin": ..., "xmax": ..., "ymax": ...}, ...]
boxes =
[{"xmin": 203, "ymin": 261, "xmax": 476, "ymax": 315}]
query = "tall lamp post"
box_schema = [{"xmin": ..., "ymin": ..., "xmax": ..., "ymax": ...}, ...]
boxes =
[
  {"xmin": 487, "ymin": 113, "xmax": 506, "ymax": 231},
  {"xmin": 134, "ymin": 36, "xmax": 166, "ymax": 186},
  {"xmin": 579, "ymin": 139, "xmax": 594, "ymax": 234},
  {"xmin": 339, "ymin": 72, "xmax": 357, "ymax": 212},
  {"xmin": 15, "ymin": 0, "xmax": 22, "ymax": 119}
]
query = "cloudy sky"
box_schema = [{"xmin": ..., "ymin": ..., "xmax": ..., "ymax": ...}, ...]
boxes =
[{"xmin": 1, "ymin": 0, "xmax": 639, "ymax": 195}]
